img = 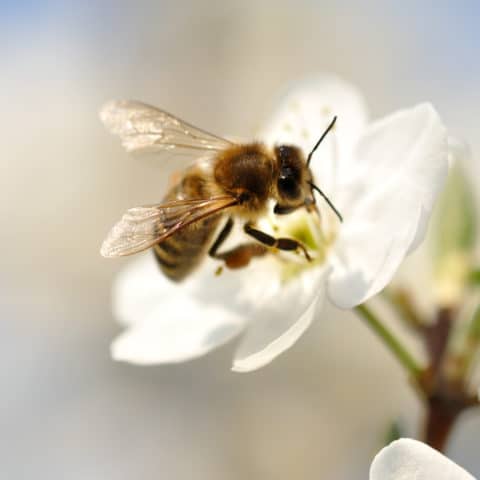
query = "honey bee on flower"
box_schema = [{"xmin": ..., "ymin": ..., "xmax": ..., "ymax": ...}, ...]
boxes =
[
  {"xmin": 100, "ymin": 99, "xmax": 341, "ymax": 279},
  {"xmin": 101, "ymin": 75, "xmax": 448, "ymax": 372}
]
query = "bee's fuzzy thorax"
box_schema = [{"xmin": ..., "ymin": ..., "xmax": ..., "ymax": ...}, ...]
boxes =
[{"xmin": 213, "ymin": 142, "xmax": 276, "ymax": 211}]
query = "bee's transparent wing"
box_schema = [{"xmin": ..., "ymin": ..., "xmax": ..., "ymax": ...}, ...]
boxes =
[
  {"xmin": 101, "ymin": 195, "xmax": 238, "ymax": 257},
  {"xmin": 99, "ymin": 100, "xmax": 234, "ymax": 154}
]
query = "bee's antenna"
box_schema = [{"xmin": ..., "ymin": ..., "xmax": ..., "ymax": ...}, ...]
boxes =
[
  {"xmin": 306, "ymin": 115, "xmax": 337, "ymax": 167},
  {"xmin": 308, "ymin": 181, "xmax": 343, "ymax": 223}
]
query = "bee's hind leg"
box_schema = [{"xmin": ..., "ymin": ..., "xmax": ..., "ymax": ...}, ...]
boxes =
[{"xmin": 209, "ymin": 217, "xmax": 268, "ymax": 269}]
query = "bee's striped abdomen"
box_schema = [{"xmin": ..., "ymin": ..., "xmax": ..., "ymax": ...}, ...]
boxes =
[{"xmin": 153, "ymin": 169, "xmax": 221, "ymax": 282}]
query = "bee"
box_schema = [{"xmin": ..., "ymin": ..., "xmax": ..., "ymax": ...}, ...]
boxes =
[{"xmin": 100, "ymin": 100, "xmax": 342, "ymax": 281}]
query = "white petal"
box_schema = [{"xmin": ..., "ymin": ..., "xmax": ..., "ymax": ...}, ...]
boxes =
[
  {"xmin": 111, "ymin": 300, "xmax": 245, "ymax": 364},
  {"xmin": 447, "ymin": 135, "xmax": 472, "ymax": 169},
  {"xmin": 370, "ymin": 439, "xmax": 475, "ymax": 480},
  {"xmin": 111, "ymin": 252, "xmax": 302, "ymax": 365},
  {"xmin": 112, "ymin": 254, "xmax": 176, "ymax": 326},
  {"xmin": 260, "ymin": 74, "xmax": 369, "ymax": 195},
  {"xmin": 111, "ymin": 255, "xmax": 255, "ymax": 365},
  {"xmin": 232, "ymin": 266, "xmax": 329, "ymax": 372},
  {"xmin": 329, "ymin": 103, "xmax": 448, "ymax": 308},
  {"xmin": 112, "ymin": 252, "xmax": 259, "ymax": 329}
]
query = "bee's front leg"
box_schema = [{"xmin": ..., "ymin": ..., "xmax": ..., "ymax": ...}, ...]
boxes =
[{"xmin": 244, "ymin": 223, "xmax": 312, "ymax": 261}]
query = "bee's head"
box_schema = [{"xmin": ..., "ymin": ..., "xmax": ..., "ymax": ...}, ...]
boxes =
[
  {"xmin": 272, "ymin": 116, "xmax": 343, "ymax": 222},
  {"xmin": 273, "ymin": 145, "xmax": 314, "ymax": 215}
]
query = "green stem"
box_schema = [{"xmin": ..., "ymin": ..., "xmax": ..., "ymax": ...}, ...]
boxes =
[
  {"xmin": 383, "ymin": 288, "xmax": 425, "ymax": 331},
  {"xmin": 356, "ymin": 304, "xmax": 423, "ymax": 378}
]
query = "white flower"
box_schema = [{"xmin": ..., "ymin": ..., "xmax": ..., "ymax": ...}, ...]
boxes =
[
  {"xmin": 392, "ymin": 135, "xmax": 475, "ymax": 316},
  {"xmin": 110, "ymin": 75, "xmax": 448, "ymax": 372},
  {"xmin": 370, "ymin": 438, "xmax": 476, "ymax": 480}
]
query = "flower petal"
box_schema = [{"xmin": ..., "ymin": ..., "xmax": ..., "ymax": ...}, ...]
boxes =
[
  {"xmin": 111, "ymin": 298, "xmax": 245, "ymax": 364},
  {"xmin": 112, "ymin": 253, "xmax": 175, "ymax": 327},
  {"xmin": 111, "ymin": 255, "xmax": 253, "ymax": 364},
  {"xmin": 328, "ymin": 103, "xmax": 448, "ymax": 308},
  {"xmin": 232, "ymin": 266, "xmax": 329, "ymax": 372},
  {"xmin": 260, "ymin": 74, "xmax": 369, "ymax": 195},
  {"xmin": 370, "ymin": 439, "xmax": 475, "ymax": 480},
  {"xmin": 111, "ymin": 250, "xmax": 306, "ymax": 366}
]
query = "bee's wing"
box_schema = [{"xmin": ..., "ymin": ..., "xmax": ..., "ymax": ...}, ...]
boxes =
[
  {"xmin": 101, "ymin": 195, "xmax": 238, "ymax": 258},
  {"xmin": 99, "ymin": 100, "xmax": 234, "ymax": 154}
]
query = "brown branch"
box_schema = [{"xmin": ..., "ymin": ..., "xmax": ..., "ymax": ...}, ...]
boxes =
[
  {"xmin": 419, "ymin": 306, "xmax": 480, "ymax": 451},
  {"xmin": 423, "ymin": 307, "xmax": 454, "ymax": 376}
]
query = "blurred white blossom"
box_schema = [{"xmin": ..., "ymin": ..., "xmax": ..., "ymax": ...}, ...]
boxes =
[
  {"xmin": 393, "ymin": 136, "xmax": 477, "ymax": 316},
  {"xmin": 370, "ymin": 438, "xmax": 476, "ymax": 480},
  {"xmin": 110, "ymin": 75, "xmax": 448, "ymax": 372},
  {"xmin": 432, "ymin": 138, "xmax": 477, "ymax": 307}
]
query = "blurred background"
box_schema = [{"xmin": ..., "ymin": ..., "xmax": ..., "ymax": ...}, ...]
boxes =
[{"xmin": 1, "ymin": 1, "xmax": 479, "ymax": 478}]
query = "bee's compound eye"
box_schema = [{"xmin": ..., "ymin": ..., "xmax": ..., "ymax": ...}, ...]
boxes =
[
  {"xmin": 274, "ymin": 144, "xmax": 303, "ymax": 201},
  {"xmin": 278, "ymin": 167, "xmax": 300, "ymax": 200},
  {"xmin": 278, "ymin": 175, "xmax": 297, "ymax": 196}
]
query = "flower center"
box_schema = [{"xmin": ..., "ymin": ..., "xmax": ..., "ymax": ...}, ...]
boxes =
[{"xmin": 267, "ymin": 207, "xmax": 338, "ymax": 283}]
